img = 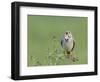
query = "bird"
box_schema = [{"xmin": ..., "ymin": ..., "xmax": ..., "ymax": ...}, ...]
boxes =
[{"xmin": 61, "ymin": 31, "xmax": 77, "ymax": 62}]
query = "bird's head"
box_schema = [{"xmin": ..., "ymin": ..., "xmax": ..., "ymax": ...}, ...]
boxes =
[{"xmin": 64, "ymin": 31, "xmax": 73, "ymax": 42}]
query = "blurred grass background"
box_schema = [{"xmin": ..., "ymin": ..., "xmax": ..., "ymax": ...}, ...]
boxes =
[{"xmin": 28, "ymin": 15, "xmax": 88, "ymax": 66}]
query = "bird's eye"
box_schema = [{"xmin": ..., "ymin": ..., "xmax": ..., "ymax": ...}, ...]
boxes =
[{"xmin": 66, "ymin": 32, "xmax": 68, "ymax": 34}]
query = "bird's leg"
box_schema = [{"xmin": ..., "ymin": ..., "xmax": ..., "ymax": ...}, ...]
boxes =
[
  {"xmin": 63, "ymin": 50, "xmax": 66, "ymax": 55},
  {"xmin": 64, "ymin": 50, "xmax": 74, "ymax": 60},
  {"xmin": 63, "ymin": 50, "xmax": 70, "ymax": 59},
  {"xmin": 66, "ymin": 51, "xmax": 71, "ymax": 59},
  {"xmin": 63, "ymin": 50, "xmax": 71, "ymax": 59}
]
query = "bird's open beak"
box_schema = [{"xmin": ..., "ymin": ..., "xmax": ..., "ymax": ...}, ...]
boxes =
[{"xmin": 65, "ymin": 39, "xmax": 69, "ymax": 42}]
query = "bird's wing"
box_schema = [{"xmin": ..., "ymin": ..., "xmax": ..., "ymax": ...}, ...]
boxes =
[
  {"xmin": 71, "ymin": 40, "xmax": 75, "ymax": 52},
  {"xmin": 61, "ymin": 39, "xmax": 63, "ymax": 48}
]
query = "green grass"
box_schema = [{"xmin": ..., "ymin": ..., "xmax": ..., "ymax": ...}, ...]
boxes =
[{"xmin": 27, "ymin": 15, "xmax": 88, "ymax": 66}]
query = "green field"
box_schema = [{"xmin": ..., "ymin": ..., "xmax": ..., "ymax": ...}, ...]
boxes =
[{"xmin": 27, "ymin": 15, "xmax": 88, "ymax": 66}]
